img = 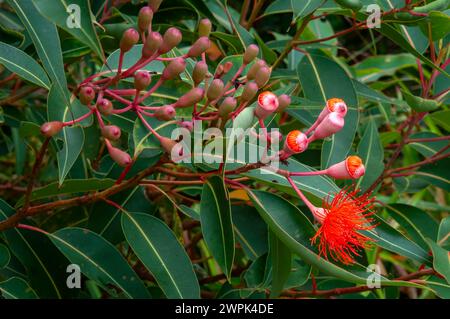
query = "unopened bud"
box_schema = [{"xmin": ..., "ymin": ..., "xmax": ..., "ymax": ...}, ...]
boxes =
[
  {"xmin": 148, "ymin": 0, "xmax": 163, "ymax": 12},
  {"xmin": 187, "ymin": 37, "xmax": 211, "ymax": 57},
  {"xmin": 97, "ymin": 98, "xmax": 114, "ymax": 115},
  {"xmin": 277, "ymin": 94, "xmax": 291, "ymax": 113},
  {"xmin": 162, "ymin": 58, "xmax": 186, "ymax": 80},
  {"xmin": 134, "ymin": 70, "xmax": 152, "ymax": 91},
  {"xmin": 255, "ymin": 66, "xmax": 271, "ymax": 88},
  {"xmin": 241, "ymin": 81, "xmax": 258, "ymax": 102},
  {"xmin": 180, "ymin": 121, "xmax": 194, "ymax": 132},
  {"xmin": 159, "ymin": 135, "xmax": 177, "ymax": 154},
  {"xmin": 326, "ymin": 155, "xmax": 365, "ymax": 179},
  {"xmin": 284, "ymin": 130, "xmax": 308, "ymax": 155},
  {"xmin": 316, "ymin": 98, "xmax": 348, "ymax": 124},
  {"xmin": 255, "ymin": 91, "xmax": 278, "ymax": 120},
  {"xmin": 310, "ymin": 112, "xmax": 345, "ymax": 142},
  {"xmin": 154, "ymin": 105, "xmax": 176, "ymax": 121},
  {"xmin": 218, "ymin": 97, "xmax": 237, "ymax": 118},
  {"xmin": 175, "ymin": 87, "xmax": 204, "ymax": 108},
  {"xmin": 109, "ymin": 146, "xmax": 132, "ymax": 167},
  {"xmin": 79, "ymin": 86, "xmax": 95, "ymax": 105},
  {"xmin": 120, "ymin": 28, "xmax": 139, "ymax": 53},
  {"xmin": 223, "ymin": 61, "xmax": 233, "ymax": 74},
  {"xmin": 243, "ymin": 44, "xmax": 259, "ymax": 65},
  {"xmin": 193, "ymin": 61, "xmax": 208, "ymax": 86},
  {"xmin": 247, "ymin": 59, "xmax": 266, "ymax": 80},
  {"xmin": 198, "ymin": 18, "xmax": 212, "ymax": 37},
  {"xmin": 138, "ymin": 6, "xmax": 153, "ymax": 32},
  {"xmin": 40, "ymin": 121, "xmax": 64, "ymax": 137},
  {"xmin": 142, "ymin": 32, "xmax": 163, "ymax": 58},
  {"xmin": 159, "ymin": 27, "xmax": 182, "ymax": 54},
  {"xmin": 101, "ymin": 125, "xmax": 121, "ymax": 141},
  {"xmin": 207, "ymin": 79, "xmax": 224, "ymax": 100}
]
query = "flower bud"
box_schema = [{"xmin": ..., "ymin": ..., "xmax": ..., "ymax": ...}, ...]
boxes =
[
  {"xmin": 207, "ymin": 79, "xmax": 224, "ymax": 100},
  {"xmin": 193, "ymin": 61, "xmax": 208, "ymax": 86},
  {"xmin": 218, "ymin": 97, "xmax": 237, "ymax": 118},
  {"xmin": 159, "ymin": 27, "xmax": 182, "ymax": 54},
  {"xmin": 310, "ymin": 112, "xmax": 345, "ymax": 141},
  {"xmin": 187, "ymin": 37, "xmax": 211, "ymax": 58},
  {"xmin": 97, "ymin": 98, "xmax": 114, "ymax": 116},
  {"xmin": 254, "ymin": 66, "xmax": 271, "ymax": 88},
  {"xmin": 162, "ymin": 58, "xmax": 186, "ymax": 80},
  {"xmin": 316, "ymin": 98, "xmax": 348, "ymax": 124},
  {"xmin": 241, "ymin": 81, "xmax": 258, "ymax": 102},
  {"xmin": 198, "ymin": 18, "xmax": 212, "ymax": 37},
  {"xmin": 326, "ymin": 155, "xmax": 365, "ymax": 179},
  {"xmin": 120, "ymin": 28, "xmax": 139, "ymax": 53},
  {"xmin": 109, "ymin": 146, "xmax": 132, "ymax": 167},
  {"xmin": 243, "ymin": 44, "xmax": 259, "ymax": 65},
  {"xmin": 40, "ymin": 121, "xmax": 64, "ymax": 137},
  {"xmin": 247, "ymin": 59, "xmax": 266, "ymax": 80},
  {"xmin": 79, "ymin": 86, "xmax": 95, "ymax": 105},
  {"xmin": 277, "ymin": 94, "xmax": 291, "ymax": 113},
  {"xmin": 142, "ymin": 32, "xmax": 163, "ymax": 58},
  {"xmin": 159, "ymin": 135, "xmax": 183, "ymax": 159},
  {"xmin": 148, "ymin": 0, "xmax": 163, "ymax": 12},
  {"xmin": 138, "ymin": 6, "xmax": 153, "ymax": 32},
  {"xmin": 284, "ymin": 130, "xmax": 308, "ymax": 155},
  {"xmin": 134, "ymin": 70, "xmax": 152, "ymax": 91},
  {"xmin": 154, "ymin": 105, "xmax": 176, "ymax": 121},
  {"xmin": 101, "ymin": 125, "xmax": 121, "ymax": 141},
  {"xmin": 223, "ymin": 61, "xmax": 233, "ymax": 74},
  {"xmin": 255, "ymin": 91, "xmax": 279, "ymax": 120},
  {"xmin": 180, "ymin": 120, "xmax": 194, "ymax": 132},
  {"xmin": 175, "ymin": 87, "xmax": 204, "ymax": 108}
]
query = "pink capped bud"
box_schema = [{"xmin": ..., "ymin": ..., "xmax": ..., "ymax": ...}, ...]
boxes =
[
  {"xmin": 277, "ymin": 94, "xmax": 291, "ymax": 113},
  {"xmin": 326, "ymin": 156, "xmax": 365, "ymax": 179},
  {"xmin": 40, "ymin": 121, "xmax": 64, "ymax": 137},
  {"xmin": 180, "ymin": 121, "xmax": 194, "ymax": 132},
  {"xmin": 138, "ymin": 6, "xmax": 153, "ymax": 32},
  {"xmin": 218, "ymin": 97, "xmax": 237, "ymax": 118},
  {"xmin": 255, "ymin": 66, "xmax": 271, "ymax": 88},
  {"xmin": 193, "ymin": 61, "xmax": 208, "ymax": 86},
  {"xmin": 283, "ymin": 130, "xmax": 308, "ymax": 156},
  {"xmin": 254, "ymin": 91, "xmax": 278, "ymax": 120},
  {"xmin": 134, "ymin": 70, "xmax": 152, "ymax": 91},
  {"xmin": 162, "ymin": 58, "xmax": 186, "ymax": 80},
  {"xmin": 310, "ymin": 112, "xmax": 345, "ymax": 142},
  {"xmin": 159, "ymin": 27, "xmax": 182, "ymax": 54},
  {"xmin": 207, "ymin": 79, "xmax": 224, "ymax": 101},
  {"xmin": 243, "ymin": 44, "xmax": 259, "ymax": 65},
  {"xmin": 148, "ymin": 0, "xmax": 163, "ymax": 12},
  {"xmin": 187, "ymin": 37, "xmax": 211, "ymax": 58},
  {"xmin": 159, "ymin": 135, "xmax": 177, "ymax": 154},
  {"xmin": 223, "ymin": 61, "xmax": 233, "ymax": 74},
  {"xmin": 247, "ymin": 59, "xmax": 266, "ymax": 80},
  {"xmin": 142, "ymin": 32, "xmax": 162, "ymax": 58},
  {"xmin": 317, "ymin": 98, "xmax": 348, "ymax": 124},
  {"xmin": 120, "ymin": 28, "xmax": 139, "ymax": 53},
  {"xmin": 154, "ymin": 105, "xmax": 176, "ymax": 121},
  {"xmin": 97, "ymin": 98, "xmax": 114, "ymax": 116},
  {"xmin": 241, "ymin": 81, "xmax": 258, "ymax": 102},
  {"xmin": 101, "ymin": 125, "xmax": 121, "ymax": 141},
  {"xmin": 198, "ymin": 19, "xmax": 212, "ymax": 37},
  {"xmin": 109, "ymin": 146, "xmax": 132, "ymax": 167},
  {"xmin": 175, "ymin": 87, "xmax": 204, "ymax": 108},
  {"xmin": 79, "ymin": 86, "xmax": 95, "ymax": 105}
]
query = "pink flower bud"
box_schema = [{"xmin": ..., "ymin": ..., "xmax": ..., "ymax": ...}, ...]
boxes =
[
  {"xmin": 198, "ymin": 19, "xmax": 212, "ymax": 37},
  {"xmin": 283, "ymin": 130, "xmax": 308, "ymax": 155},
  {"xmin": 142, "ymin": 32, "xmax": 162, "ymax": 58},
  {"xmin": 134, "ymin": 70, "xmax": 152, "ymax": 91},
  {"xmin": 101, "ymin": 125, "xmax": 121, "ymax": 141},
  {"xmin": 120, "ymin": 28, "xmax": 139, "ymax": 53},
  {"xmin": 326, "ymin": 156, "xmax": 365, "ymax": 179},
  {"xmin": 79, "ymin": 86, "xmax": 95, "ymax": 105},
  {"xmin": 180, "ymin": 120, "xmax": 194, "ymax": 132},
  {"xmin": 317, "ymin": 98, "xmax": 348, "ymax": 123},
  {"xmin": 159, "ymin": 27, "xmax": 182, "ymax": 54},
  {"xmin": 310, "ymin": 112, "xmax": 345, "ymax": 142},
  {"xmin": 254, "ymin": 91, "xmax": 278, "ymax": 120},
  {"xmin": 218, "ymin": 97, "xmax": 237, "ymax": 118},
  {"xmin": 207, "ymin": 79, "xmax": 224, "ymax": 100},
  {"xmin": 255, "ymin": 66, "xmax": 271, "ymax": 88},
  {"xmin": 223, "ymin": 61, "xmax": 233, "ymax": 74},
  {"xmin": 97, "ymin": 98, "xmax": 114, "ymax": 116},
  {"xmin": 193, "ymin": 61, "xmax": 208, "ymax": 86},
  {"xmin": 241, "ymin": 81, "xmax": 258, "ymax": 102},
  {"xmin": 162, "ymin": 58, "xmax": 186, "ymax": 80},
  {"xmin": 154, "ymin": 105, "xmax": 176, "ymax": 121},
  {"xmin": 175, "ymin": 87, "xmax": 204, "ymax": 108},
  {"xmin": 187, "ymin": 37, "xmax": 211, "ymax": 58},
  {"xmin": 277, "ymin": 94, "xmax": 291, "ymax": 113},
  {"xmin": 247, "ymin": 59, "xmax": 266, "ymax": 80},
  {"xmin": 138, "ymin": 6, "xmax": 153, "ymax": 32},
  {"xmin": 243, "ymin": 44, "xmax": 259, "ymax": 65},
  {"xmin": 40, "ymin": 121, "xmax": 64, "ymax": 137},
  {"xmin": 148, "ymin": 0, "xmax": 163, "ymax": 12},
  {"xmin": 159, "ymin": 135, "xmax": 177, "ymax": 154},
  {"xmin": 109, "ymin": 146, "xmax": 132, "ymax": 167}
]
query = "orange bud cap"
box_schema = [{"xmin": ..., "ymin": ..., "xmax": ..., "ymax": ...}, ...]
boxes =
[{"xmin": 284, "ymin": 130, "xmax": 308, "ymax": 154}]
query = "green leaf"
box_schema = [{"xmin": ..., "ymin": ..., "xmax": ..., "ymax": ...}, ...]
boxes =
[
  {"xmin": 291, "ymin": 0, "xmax": 323, "ymax": 22},
  {"xmin": 418, "ymin": 158, "xmax": 450, "ymax": 191},
  {"xmin": 0, "ymin": 243, "xmax": 10, "ymax": 269},
  {"xmin": 7, "ymin": 0, "xmax": 69, "ymax": 101},
  {"xmin": 352, "ymin": 79, "xmax": 398, "ymax": 104},
  {"xmin": 0, "ymin": 41, "xmax": 50, "ymax": 89},
  {"xmin": 438, "ymin": 216, "xmax": 450, "ymax": 249},
  {"xmin": 0, "ymin": 277, "xmax": 38, "ymax": 299},
  {"xmin": 269, "ymin": 231, "xmax": 291, "ymax": 297},
  {"xmin": 49, "ymin": 227, "xmax": 151, "ymax": 298},
  {"xmin": 121, "ymin": 212, "xmax": 200, "ymax": 299},
  {"xmin": 419, "ymin": 11, "xmax": 450, "ymax": 41},
  {"xmin": 297, "ymin": 54, "xmax": 359, "ymax": 169},
  {"xmin": 428, "ymin": 110, "xmax": 450, "ymax": 131},
  {"xmin": 409, "ymin": 132, "xmax": 450, "ymax": 157},
  {"xmin": 200, "ymin": 175, "xmax": 235, "ymax": 280},
  {"xmin": 356, "ymin": 119, "xmax": 384, "ymax": 192},
  {"xmin": 426, "ymin": 238, "xmax": 450, "ymax": 284},
  {"xmin": 34, "ymin": 0, "xmax": 104, "ymax": 59},
  {"xmin": 402, "ymin": 91, "xmax": 440, "ymax": 112},
  {"xmin": 57, "ymin": 126, "xmax": 85, "ymax": 185},
  {"xmin": 426, "ymin": 276, "xmax": 450, "ymax": 299}
]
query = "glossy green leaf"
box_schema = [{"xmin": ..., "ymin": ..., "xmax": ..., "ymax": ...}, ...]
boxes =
[
  {"xmin": 419, "ymin": 11, "xmax": 450, "ymax": 41},
  {"xmin": 57, "ymin": 126, "xmax": 85, "ymax": 185},
  {"xmin": 269, "ymin": 231, "xmax": 291, "ymax": 297},
  {"xmin": 438, "ymin": 217, "xmax": 450, "ymax": 249},
  {"xmin": 418, "ymin": 158, "xmax": 450, "ymax": 191},
  {"xmin": 291, "ymin": 0, "xmax": 323, "ymax": 22},
  {"xmin": 200, "ymin": 175, "xmax": 235, "ymax": 280},
  {"xmin": 0, "ymin": 41, "xmax": 50, "ymax": 89},
  {"xmin": 428, "ymin": 110, "xmax": 450, "ymax": 131},
  {"xmin": 409, "ymin": 132, "xmax": 450, "ymax": 157},
  {"xmin": 0, "ymin": 243, "xmax": 10, "ymax": 269},
  {"xmin": 426, "ymin": 239, "xmax": 450, "ymax": 284},
  {"xmin": 121, "ymin": 211, "xmax": 200, "ymax": 299},
  {"xmin": 0, "ymin": 277, "xmax": 38, "ymax": 299}
]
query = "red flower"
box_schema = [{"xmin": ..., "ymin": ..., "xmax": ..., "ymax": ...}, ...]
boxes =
[{"xmin": 311, "ymin": 187, "xmax": 376, "ymax": 265}]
